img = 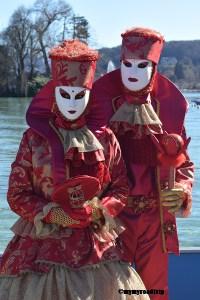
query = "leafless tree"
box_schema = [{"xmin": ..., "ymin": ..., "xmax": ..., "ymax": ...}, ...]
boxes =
[
  {"xmin": 28, "ymin": 31, "xmax": 41, "ymax": 81},
  {"xmin": 2, "ymin": 6, "xmax": 33, "ymax": 96},
  {"xmin": 31, "ymin": 0, "xmax": 73, "ymax": 75},
  {"xmin": 0, "ymin": 0, "xmax": 92, "ymax": 96},
  {"xmin": 0, "ymin": 45, "xmax": 13, "ymax": 95}
]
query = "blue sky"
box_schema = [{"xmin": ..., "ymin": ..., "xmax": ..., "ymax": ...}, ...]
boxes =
[{"xmin": 1, "ymin": 0, "xmax": 200, "ymax": 48}]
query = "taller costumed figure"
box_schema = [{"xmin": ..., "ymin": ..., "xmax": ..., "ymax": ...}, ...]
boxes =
[
  {"xmin": 0, "ymin": 40, "xmax": 150, "ymax": 300},
  {"xmin": 86, "ymin": 27, "xmax": 194, "ymax": 300}
]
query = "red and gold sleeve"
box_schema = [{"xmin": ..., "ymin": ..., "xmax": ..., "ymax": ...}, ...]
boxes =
[
  {"xmin": 100, "ymin": 129, "xmax": 129, "ymax": 217},
  {"xmin": 7, "ymin": 130, "xmax": 49, "ymax": 222}
]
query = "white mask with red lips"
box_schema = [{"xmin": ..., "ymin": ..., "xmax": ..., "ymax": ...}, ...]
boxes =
[
  {"xmin": 55, "ymin": 86, "xmax": 90, "ymax": 121},
  {"xmin": 121, "ymin": 58, "xmax": 153, "ymax": 92}
]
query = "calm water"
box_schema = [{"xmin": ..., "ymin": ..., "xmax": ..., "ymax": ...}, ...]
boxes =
[{"xmin": 0, "ymin": 94, "xmax": 199, "ymax": 252}]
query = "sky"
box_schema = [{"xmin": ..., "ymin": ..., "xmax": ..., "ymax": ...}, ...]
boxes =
[{"xmin": 1, "ymin": 0, "xmax": 200, "ymax": 48}]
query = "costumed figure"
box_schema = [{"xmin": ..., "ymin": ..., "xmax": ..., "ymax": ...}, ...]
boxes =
[
  {"xmin": 0, "ymin": 40, "xmax": 150, "ymax": 300},
  {"xmin": 86, "ymin": 28, "xmax": 194, "ymax": 300}
]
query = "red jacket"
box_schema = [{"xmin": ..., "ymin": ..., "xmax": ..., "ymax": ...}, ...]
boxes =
[
  {"xmin": 0, "ymin": 82, "xmax": 129, "ymax": 276},
  {"xmin": 86, "ymin": 69, "xmax": 194, "ymax": 254}
]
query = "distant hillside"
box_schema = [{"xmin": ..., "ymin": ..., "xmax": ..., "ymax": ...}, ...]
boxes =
[{"xmin": 96, "ymin": 40, "xmax": 200, "ymax": 89}]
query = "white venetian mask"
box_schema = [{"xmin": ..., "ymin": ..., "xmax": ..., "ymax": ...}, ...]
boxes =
[
  {"xmin": 55, "ymin": 86, "xmax": 90, "ymax": 120},
  {"xmin": 121, "ymin": 58, "xmax": 153, "ymax": 91}
]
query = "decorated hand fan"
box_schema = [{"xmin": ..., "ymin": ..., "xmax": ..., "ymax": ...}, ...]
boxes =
[{"xmin": 52, "ymin": 175, "xmax": 101, "ymax": 221}]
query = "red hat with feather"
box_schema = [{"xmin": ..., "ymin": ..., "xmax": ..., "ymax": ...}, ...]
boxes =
[{"xmin": 49, "ymin": 39, "xmax": 99, "ymax": 89}]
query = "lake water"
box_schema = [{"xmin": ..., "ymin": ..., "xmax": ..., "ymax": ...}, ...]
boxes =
[{"xmin": 0, "ymin": 93, "xmax": 199, "ymax": 253}]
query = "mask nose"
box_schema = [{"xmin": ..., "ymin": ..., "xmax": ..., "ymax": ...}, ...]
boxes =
[
  {"xmin": 131, "ymin": 63, "xmax": 138, "ymax": 75},
  {"xmin": 68, "ymin": 99, "xmax": 76, "ymax": 108}
]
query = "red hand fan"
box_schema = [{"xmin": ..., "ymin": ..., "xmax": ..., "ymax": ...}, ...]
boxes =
[{"xmin": 52, "ymin": 175, "xmax": 101, "ymax": 221}]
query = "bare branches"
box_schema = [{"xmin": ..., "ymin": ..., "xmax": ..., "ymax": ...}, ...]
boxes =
[
  {"xmin": 0, "ymin": 0, "xmax": 92, "ymax": 96},
  {"xmin": 2, "ymin": 6, "xmax": 33, "ymax": 96},
  {"xmin": 30, "ymin": 0, "xmax": 73, "ymax": 75}
]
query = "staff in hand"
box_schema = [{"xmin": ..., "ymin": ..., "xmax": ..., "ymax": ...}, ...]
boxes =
[{"xmin": 158, "ymin": 133, "xmax": 190, "ymax": 214}]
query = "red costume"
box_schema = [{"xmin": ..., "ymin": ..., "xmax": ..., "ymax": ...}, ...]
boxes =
[
  {"xmin": 86, "ymin": 28, "xmax": 194, "ymax": 300},
  {"xmin": 0, "ymin": 40, "xmax": 150, "ymax": 300}
]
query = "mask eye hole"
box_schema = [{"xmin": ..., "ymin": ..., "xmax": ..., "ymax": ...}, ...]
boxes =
[
  {"xmin": 60, "ymin": 88, "xmax": 71, "ymax": 99},
  {"xmin": 138, "ymin": 61, "xmax": 149, "ymax": 68},
  {"xmin": 75, "ymin": 90, "xmax": 86, "ymax": 100},
  {"xmin": 123, "ymin": 60, "xmax": 132, "ymax": 67}
]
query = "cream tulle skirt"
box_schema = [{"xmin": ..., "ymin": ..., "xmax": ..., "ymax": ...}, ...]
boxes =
[{"xmin": 0, "ymin": 261, "xmax": 150, "ymax": 300}]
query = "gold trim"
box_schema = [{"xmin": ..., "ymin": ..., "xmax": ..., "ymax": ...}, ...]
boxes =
[
  {"xmin": 156, "ymin": 167, "xmax": 167, "ymax": 253},
  {"xmin": 49, "ymin": 120, "xmax": 64, "ymax": 146},
  {"xmin": 49, "ymin": 120, "xmax": 70, "ymax": 179},
  {"xmin": 155, "ymin": 97, "xmax": 167, "ymax": 253},
  {"xmin": 112, "ymin": 95, "xmax": 122, "ymax": 112}
]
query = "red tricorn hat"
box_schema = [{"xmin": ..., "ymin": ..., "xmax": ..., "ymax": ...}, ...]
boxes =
[
  {"xmin": 49, "ymin": 40, "xmax": 99, "ymax": 89},
  {"xmin": 52, "ymin": 175, "xmax": 101, "ymax": 220},
  {"xmin": 120, "ymin": 27, "xmax": 164, "ymax": 64}
]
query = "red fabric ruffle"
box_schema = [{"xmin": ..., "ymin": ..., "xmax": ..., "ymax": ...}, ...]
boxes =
[{"xmin": 111, "ymin": 122, "xmax": 161, "ymax": 138}]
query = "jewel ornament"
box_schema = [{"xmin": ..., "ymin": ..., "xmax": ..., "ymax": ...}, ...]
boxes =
[{"xmin": 55, "ymin": 86, "xmax": 90, "ymax": 120}]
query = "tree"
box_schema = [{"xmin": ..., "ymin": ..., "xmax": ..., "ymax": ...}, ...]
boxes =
[
  {"xmin": 27, "ymin": 31, "xmax": 41, "ymax": 81},
  {"xmin": 31, "ymin": 0, "xmax": 73, "ymax": 75},
  {"xmin": 70, "ymin": 15, "xmax": 90, "ymax": 43},
  {"xmin": 0, "ymin": 0, "xmax": 92, "ymax": 96},
  {"xmin": 0, "ymin": 45, "xmax": 14, "ymax": 96},
  {"xmin": 2, "ymin": 6, "xmax": 33, "ymax": 96}
]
